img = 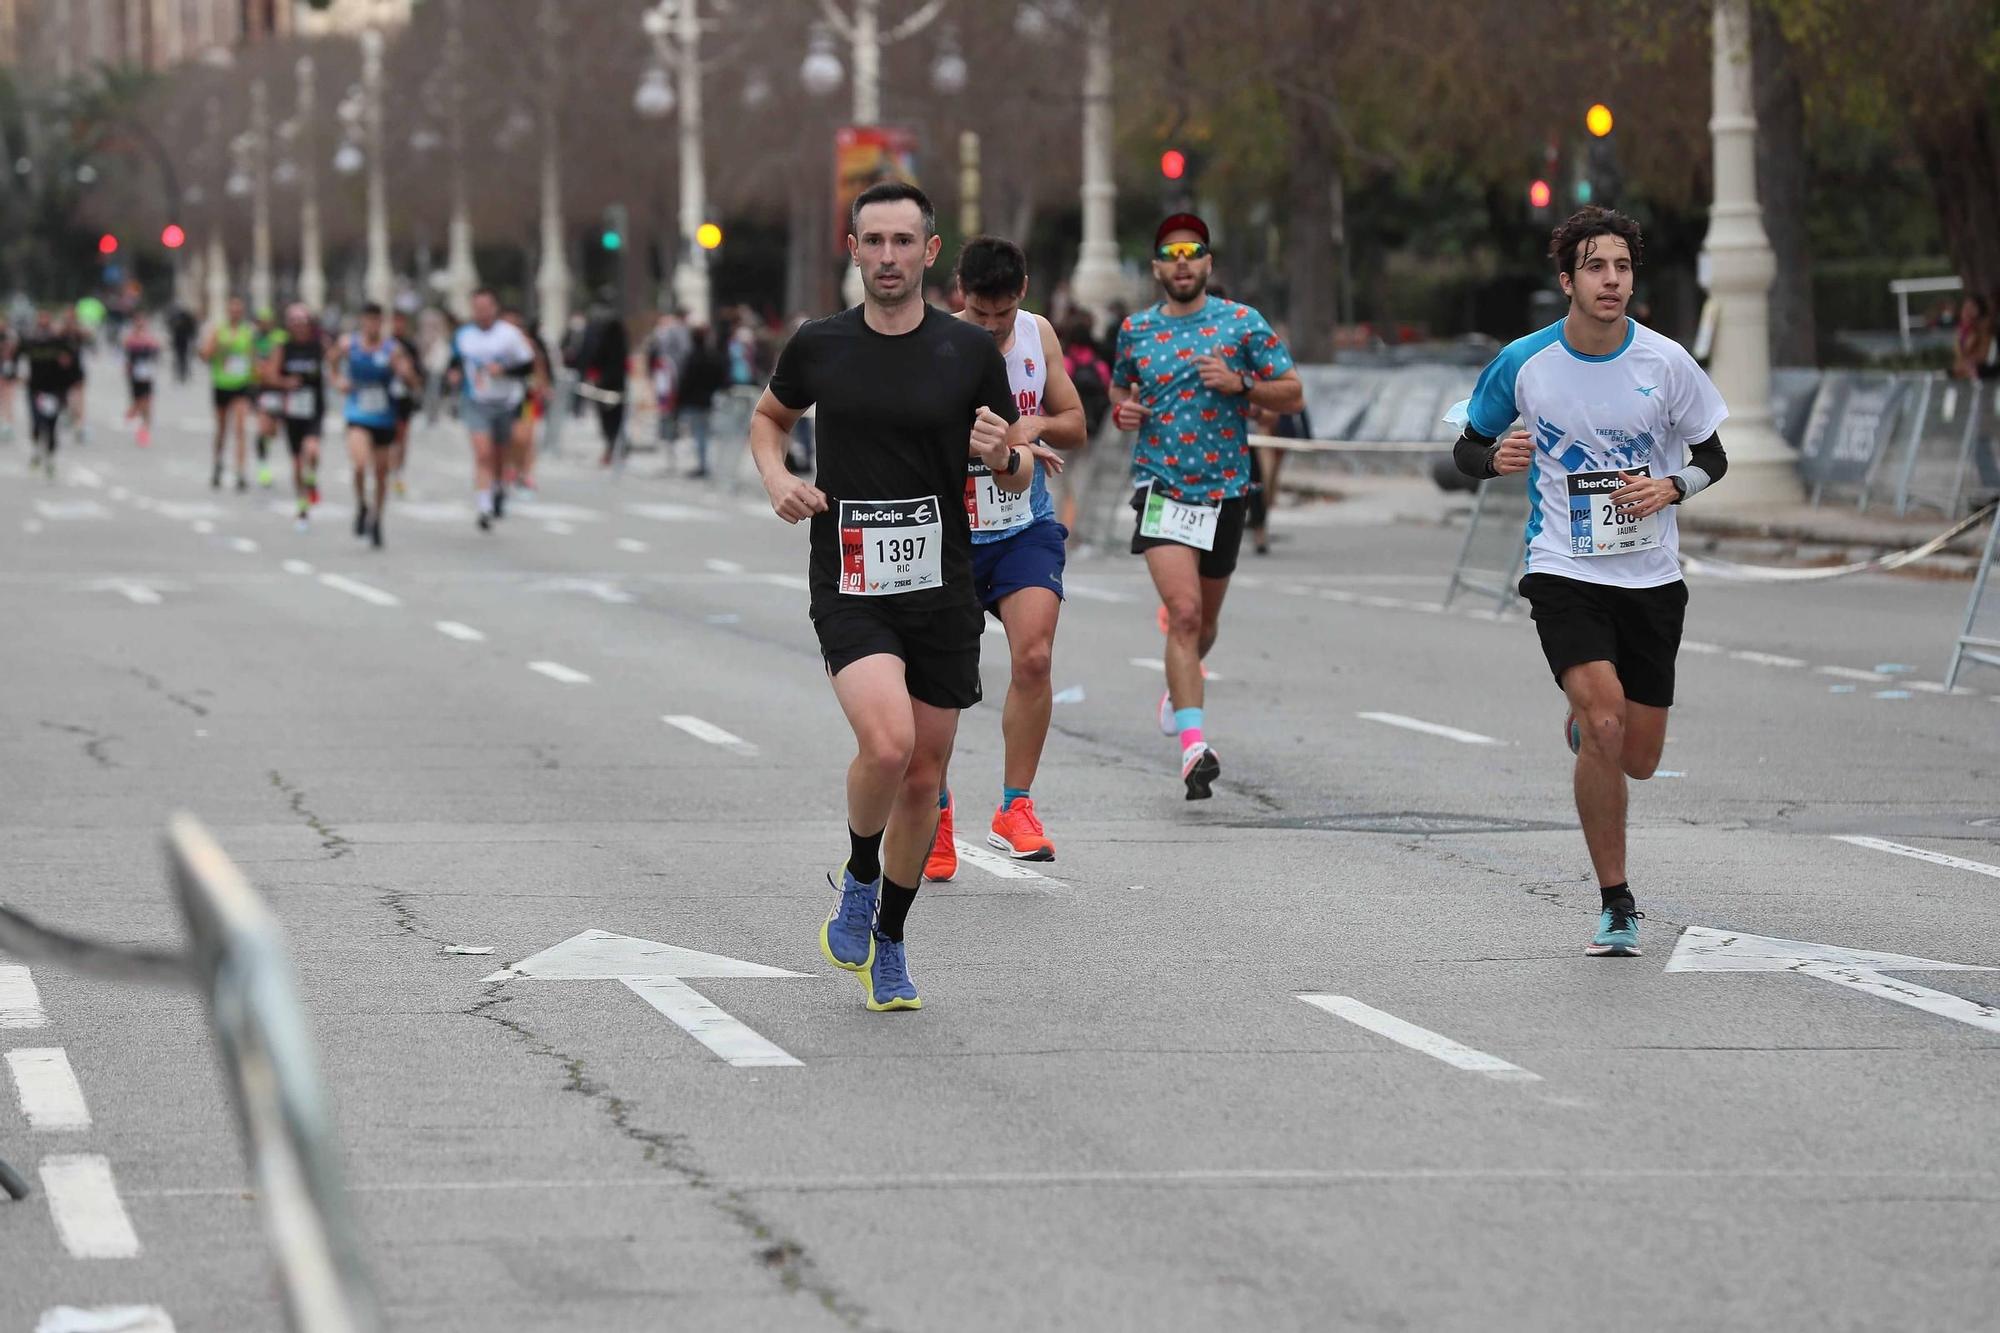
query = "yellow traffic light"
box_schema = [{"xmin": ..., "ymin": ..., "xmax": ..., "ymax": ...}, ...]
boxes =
[
  {"xmin": 696, "ymin": 222, "xmax": 723, "ymax": 251},
  {"xmin": 1586, "ymin": 103, "xmax": 1614, "ymax": 137}
]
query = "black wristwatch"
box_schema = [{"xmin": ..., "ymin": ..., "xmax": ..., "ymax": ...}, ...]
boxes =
[
  {"xmin": 1003, "ymin": 447, "xmax": 1021, "ymax": 476},
  {"xmin": 1239, "ymin": 373, "xmax": 1254, "ymax": 396},
  {"xmin": 1668, "ymin": 475, "xmax": 1689, "ymax": 503}
]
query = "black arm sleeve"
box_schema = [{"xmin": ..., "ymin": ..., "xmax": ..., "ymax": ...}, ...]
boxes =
[
  {"xmin": 1453, "ymin": 426, "xmax": 1499, "ymax": 480},
  {"xmin": 1687, "ymin": 432, "xmax": 1726, "ymax": 484}
]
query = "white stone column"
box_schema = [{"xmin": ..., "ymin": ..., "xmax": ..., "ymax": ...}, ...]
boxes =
[
  {"xmin": 361, "ymin": 27, "xmax": 393, "ymax": 306},
  {"xmin": 442, "ymin": 0, "xmax": 479, "ymax": 314},
  {"xmin": 204, "ymin": 95, "xmax": 229, "ymax": 321},
  {"xmin": 249, "ymin": 78, "xmax": 273, "ymax": 313},
  {"xmin": 1070, "ymin": 4, "xmax": 1121, "ymax": 331},
  {"xmin": 297, "ymin": 56, "xmax": 327, "ymax": 309},
  {"xmin": 1697, "ymin": 0, "xmax": 1801, "ymax": 508},
  {"xmin": 669, "ymin": 0, "xmax": 712, "ymax": 324},
  {"xmin": 534, "ymin": 0, "xmax": 571, "ymax": 344}
]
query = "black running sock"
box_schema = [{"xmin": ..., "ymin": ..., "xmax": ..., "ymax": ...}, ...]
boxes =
[
  {"xmin": 1600, "ymin": 882, "xmax": 1636, "ymax": 912},
  {"xmin": 847, "ymin": 826, "xmax": 883, "ymax": 885},
  {"xmin": 876, "ymin": 877, "xmax": 918, "ymax": 942}
]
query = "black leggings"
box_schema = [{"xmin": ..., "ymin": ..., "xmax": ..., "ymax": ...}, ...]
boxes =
[
  {"xmin": 596, "ymin": 401, "xmax": 625, "ymax": 453},
  {"xmin": 30, "ymin": 404, "xmax": 60, "ymax": 455}
]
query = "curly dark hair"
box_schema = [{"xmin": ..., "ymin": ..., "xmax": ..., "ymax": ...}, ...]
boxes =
[{"xmin": 1549, "ymin": 207, "xmax": 1644, "ymax": 277}]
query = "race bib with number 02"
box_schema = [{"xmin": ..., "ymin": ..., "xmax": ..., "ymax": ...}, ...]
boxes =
[
  {"xmin": 838, "ymin": 497, "xmax": 944, "ymax": 597},
  {"xmin": 285, "ymin": 388, "xmax": 317, "ymax": 420},
  {"xmin": 1568, "ymin": 469, "xmax": 1661, "ymax": 557},
  {"xmin": 1138, "ymin": 483, "xmax": 1220, "ymax": 552},
  {"xmin": 354, "ymin": 385, "xmax": 391, "ymax": 417},
  {"xmin": 964, "ymin": 457, "xmax": 1031, "ymax": 533}
]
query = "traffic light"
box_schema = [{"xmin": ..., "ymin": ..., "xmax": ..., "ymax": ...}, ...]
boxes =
[
  {"xmin": 1159, "ymin": 149, "xmax": 1186, "ymax": 182},
  {"xmin": 1586, "ymin": 103, "xmax": 1614, "ymax": 138},
  {"xmin": 696, "ymin": 222, "xmax": 723, "ymax": 251},
  {"xmin": 160, "ymin": 223, "xmax": 186, "ymax": 249},
  {"xmin": 600, "ymin": 203, "xmax": 628, "ymax": 252},
  {"xmin": 1529, "ymin": 179, "xmax": 1552, "ymax": 211},
  {"xmin": 97, "ymin": 233, "xmax": 118, "ymax": 256}
]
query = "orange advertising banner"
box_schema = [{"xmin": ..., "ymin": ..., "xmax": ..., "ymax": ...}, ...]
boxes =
[{"xmin": 833, "ymin": 126, "xmax": 919, "ymax": 252}]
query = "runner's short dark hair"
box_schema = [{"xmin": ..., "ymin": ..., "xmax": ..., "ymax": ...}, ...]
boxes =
[
  {"xmin": 954, "ymin": 236, "xmax": 1028, "ymax": 300},
  {"xmin": 850, "ymin": 181, "xmax": 935, "ymax": 239},
  {"xmin": 471, "ymin": 286, "xmax": 497, "ymax": 303},
  {"xmin": 360, "ymin": 302, "xmax": 384, "ymax": 317},
  {"xmin": 1550, "ymin": 207, "xmax": 1644, "ymax": 277}
]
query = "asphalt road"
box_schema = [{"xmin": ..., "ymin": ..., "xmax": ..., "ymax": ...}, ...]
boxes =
[{"xmin": 4, "ymin": 372, "xmax": 1998, "ymax": 1332}]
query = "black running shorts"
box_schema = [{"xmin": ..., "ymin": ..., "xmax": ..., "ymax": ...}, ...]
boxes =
[
  {"xmin": 1129, "ymin": 486, "xmax": 1250, "ymax": 580},
  {"xmin": 350, "ymin": 422, "xmax": 397, "ymax": 449},
  {"xmin": 283, "ymin": 418, "xmax": 320, "ymax": 454},
  {"xmin": 213, "ymin": 386, "xmax": 247, "ymax": 410},
  {"xmin": 812, "ymin": 598, "xmax": 984, "ymax": 711},
  {"xmin": 1519, "ymin": 572, "xmax": 1688, "ymax": 709}
]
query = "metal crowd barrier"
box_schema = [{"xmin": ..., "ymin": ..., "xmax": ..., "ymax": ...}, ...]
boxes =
[
  {"xmin": 0, "ymin": 815, "xmax": 377, "ymax": 1333},
  {"xmin": 1947, "ymin": 506, "xmax": 2000, "ymax": 689},
  {"xmin": 1443, "ymin": 472, "xmax": 1531, "ymax": 613}
]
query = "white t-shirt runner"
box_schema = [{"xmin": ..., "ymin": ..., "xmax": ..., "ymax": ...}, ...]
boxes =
[
  {"xmin": 1466, "ymin": 318, "xmax": 1728, "ymax": 590},
  {"xmin": 965, "ymin": 309, "xmax": 1049, "ymax": 538}
]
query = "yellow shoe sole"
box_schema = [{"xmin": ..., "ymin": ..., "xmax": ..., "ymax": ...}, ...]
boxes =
[
  {"xmin": 860, "ymin": 963, "xmax": 921, "ymax": 1012},
  {"xmin": 819, "ymin": 915, "xmax": 873, "ymax": 973}
]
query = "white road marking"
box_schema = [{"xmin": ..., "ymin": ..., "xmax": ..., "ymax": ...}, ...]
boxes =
[
  {"xmin": 756, "ymin": 572, "xmax": 810, "ymax": 592},
  {"xmin": 35, "ymin": 499, "xmax": 112, "ymax": 521},
  {"xmin": 88, "ymin": 580, "xmax": 163, "ymax": 605},
  {"xmin": 1874, "ymin": 690, "xmax": 1913, "ymax": 700},
  {"xmin": 281, "ymin": 559, "xmax": 314, "ymax": 575},
  {"xmin": 662, "ymin": 714, "xmax": 759, "ymax": 756},
  {"xmin": 1064, "ymin": 582, "xmax": 1135, "ymax": 604},
  {"xmin": 626, "ymin": 501, "xmax": 722, "ymax": 523},
  {"xmin": 951, "ymin": 840, "xmax": 1052, "ymax": 881},
  {"xmin": 1357, "ymin": 711, "xmax": 1505, "ymax": 746},
  {"xmin": 1681, "ymin": 640, "xmax": 1725, "ymax": 654},
  {"xmin": 40, "ymin": 1155, "xmax": 142, "ymax": 1258},
  {"xmin": 0, "ymin": 964, "xmax": 49, "ymax": 1027},
  {"xmin": 35, "ymin": 1306, "xmax": 177, "ymax": 1332},
  {"xmin": 528, "ymin": 577, "xmax": 634, "ymax": 604},
  {"xmin": 227, "ymin": 537, "xmax": 257, "ymax": 553},
  {"xmin": 434, "ymin": 620, "xmax": 486, "ymax": 642},
  {"xmin": 616, "ymin": 538, "xmax": 651, "ymax": 553},
  {"xmin": 1906, "ymin": 680, "xmax": 1974, "ymax": 695},
  {"xmin": 191, "ymin": 520, "xmax": 215, "ymax": 535},
  {"xmin": 7, "ymin": 1048, "xmax": 92, "ymax": 1129},
  {"xmin": 528, "ymin": 660, "xmax": 592, "ymax": 685},
  {"xmin": 1298, "ymin": 995, "xmax": 1541, "ymax": 1083},
  {"xmin": 541, "ymin": 520, "xmax": 575, "ymax": 535},
  {"xmin": 1833, "ymin": 835, "xmax": 2000, "ymax": 881},
  {"xmin": 704, "ymin": 558, "xmax": 745, "ymax": 574},
  {"xmin": 1730, "ymin": 650, "xmax": 1807, "ymax": 668},
  {"xmin": 69, "ymin": 467, "xmax": 104, "ymax": 488},
  {"xmin": 317, "ymin": 573, "xmax": 401, "ymax": 607},
  {"xmin": 623, "ymin": 976, "xmax": 803, "ymax": 1068},
  {"xmin": 1817, "ymin": 665, "xmax": 1890, "ymax": 683}
]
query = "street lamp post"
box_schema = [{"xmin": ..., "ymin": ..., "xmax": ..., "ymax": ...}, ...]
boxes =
[
  {"xmin": 535, "ymin": 0, "xmax": 571, "ymax": 346},
  {"xmin": 297, "ymin": 56, "xmax": 327, "ymax": 310},
  {"xmin": 1070, "ymin": 4, "xmax": 1122, "ymax": 329},
  {"xmin": 361, "ymin": 27, "xmax": 393, "ymax": 307},
  {"xmin": 204, "ymin": 95, "xmax": 229, "ymax": 320},
  {"xmin": 638, "ymin": 0, "xmax": 711, "ymax": 325},
  {"xmin": 249, "ymin": 78, "xmax": 274, "ymax": 313},
  {"xmin": 1697, "ymin": 0, "xmax": 1801, "ymax": 507},
  {"xmin": 443, "ymin": 0, "xmax": 479, "ymax": 316}
]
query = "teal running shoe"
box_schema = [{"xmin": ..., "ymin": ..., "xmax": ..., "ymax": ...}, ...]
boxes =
[
  {"xmin": 1586, "ymin": 905, "xmax": 1644, "ymax": 957},
  {"xmin": 862, "ymin": 931, "xmax": 921, "ymax": 1011},
  {"xmin": 819, "ymin": 864, "xmax": 877, "ymax": 971}
]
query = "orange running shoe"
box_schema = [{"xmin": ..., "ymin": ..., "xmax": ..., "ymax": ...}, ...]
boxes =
[
  {"xmin": 924, "ymin": 795, "xmax": 957, "ymax": 881},
  {"xmin": 988, "ymin": 797, "xmax": 1054, "ymax": 862}
]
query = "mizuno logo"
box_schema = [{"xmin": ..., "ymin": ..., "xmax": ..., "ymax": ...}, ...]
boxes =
[{"xmin": 1635, "ymin": 385, "xmax": 1658, "ymax": 397}]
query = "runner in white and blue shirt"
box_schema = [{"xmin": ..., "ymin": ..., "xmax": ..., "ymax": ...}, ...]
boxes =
[
  {"xmin": 923, "ymin": 237, "xmax": 1087, "ymax": 876},
  {"xmin": 447, "ymin": 289, "xmax": 537, "ymax": 531},
  {"xmin": 1455, "ymin": 207, "xmax": 1730, "ymax": 960}
]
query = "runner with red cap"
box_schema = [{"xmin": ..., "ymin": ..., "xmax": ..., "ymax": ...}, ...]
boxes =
[{"xmin": 1110, "ymin": 213, "xmax": 1305, "ymax": 799}]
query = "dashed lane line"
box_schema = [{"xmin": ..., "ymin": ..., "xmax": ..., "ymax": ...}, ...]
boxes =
[
  {"xmin": 704, "ymin": 558, "xmax": 745, "ymax": 574},
  {"xmin": 317, "ymin": 573, "xmax": 401, "ymax": 608},
  {"xmin": 1299, "ymin": 995, "xmax": 1542, "ymax": 1083},
  {"xmin": 35, "ymin": 1307, "xmax": 177, "ymax": 1332},
  {"xmin": 616, "ymin": 538, "xmax": 651, "ymax": 554},
  {"xmin": 40, "ymin": 1154, "xmax": 142, "ymax": 1258},
  {"xmin": 1357, "ymin": 712, "xmax": 1505, "ymax": 746},
  {"xmin": 1, "ymin": 964, "xmax": 49, "ymax": 1027},
  {"xmin": 662, "ymin": 715, "xmax": 759, "ymax": 756},
  {"xmin": 1833, "ymin": 835, "xmax": 2000, "ymax": 881},
  {"xmin": 435, "ymin": 621, "xmax": 487, "ymax": 643},
  {"xmin": 7, "ymin": 1048, "xmax": 92, "ymax": 1130},
  {"xmin": 527, "ymin": 661, "xmax": 593, "ymax": 685}
]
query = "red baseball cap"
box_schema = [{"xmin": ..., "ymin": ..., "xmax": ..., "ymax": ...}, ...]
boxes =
[{"xmin": 1154, "ymin": 213, "xmax": 1211, "ymax": 250}]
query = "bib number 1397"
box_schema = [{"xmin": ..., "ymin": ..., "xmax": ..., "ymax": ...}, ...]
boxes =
[
  {"xmin": 1568, "ymin": 470, "xmax": 1660, "ymax": 556},
  {"xmin": 839, "ymin": 497, "xmax": 944, "ymax": 596}
]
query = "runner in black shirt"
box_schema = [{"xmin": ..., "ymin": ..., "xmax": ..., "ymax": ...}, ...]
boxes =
[
  {"xmin": 15, "ymin": 310, "xmax": 80, "ymax": 477},
  {"xmin": 752, "ymin": 181, "xmax": 1043, "ymax": 1013}
]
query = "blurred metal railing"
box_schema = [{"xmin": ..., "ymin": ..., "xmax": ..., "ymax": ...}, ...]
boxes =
[
  {"xmin": 1947, "ymin": 505, "xmax": 2000, "ymax": 689},
  {"xmin": 1443, "ymin": 472, "xmax": 1530, "ymax": 613},
  {"xmin": 0, "ymin": 815, "xmax": 377, "ymax": 1333}
]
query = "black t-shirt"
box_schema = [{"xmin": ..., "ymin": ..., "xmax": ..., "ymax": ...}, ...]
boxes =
[
  {"xmin": 18, "ymin": 334, "xmax": 78, "ymax": 395},
  {"xmin": 280, "ymin": 334, "xmax": 327, "ymax": 418},
  {"xmin": 769, "ymin": 305, "xmax": 1017, "ymax": 615}
]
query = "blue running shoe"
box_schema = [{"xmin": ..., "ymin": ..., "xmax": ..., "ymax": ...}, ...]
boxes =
[
  {"xmin": 1586, "ymin": 905, "xmax": 1644, "ymax": 957},
  {"xmin": 862, "ymin": 931, "xmax": 921, "ymax": 1011},
  {"xmin": 820, "ymin": 864, "xmax": 877, "ymax": 971}
]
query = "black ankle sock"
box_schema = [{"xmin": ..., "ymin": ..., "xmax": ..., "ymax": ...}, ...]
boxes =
[
  {"xmin": 1600, "ymin": 882, "xmax": 1635, "ymax": 912},
  {"xmin": 876, "ymin": 877, "xmax": 918, "ymax": 941},
  {"xmin": 847, "ymin": 827, "xmax": 883, "ymax": 885}
]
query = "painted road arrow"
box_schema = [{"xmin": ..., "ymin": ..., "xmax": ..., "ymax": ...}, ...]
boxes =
[
  {"xmin": 1668, "ymin": 926, "xmax": 2000, "ymax": 1035},
  {"xmin": 484, "ymin": 929, "xmax": 807, "ymax": 1067}
]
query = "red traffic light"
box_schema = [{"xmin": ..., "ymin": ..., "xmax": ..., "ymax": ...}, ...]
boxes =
[
  {"xmin": 1160, "ymin": 149, "xmax": 1187, "ymax": 181},
  {"xmin": 97, "ymin": 233, "xmax": 119, "ymax": 256},
  {"xmin": 1528, "ymin": 179, "xmax": 1552, "ymax": 210},
  {"xmin": 160, "ymin": 223, "xmax": 186, "ymax": 250}
]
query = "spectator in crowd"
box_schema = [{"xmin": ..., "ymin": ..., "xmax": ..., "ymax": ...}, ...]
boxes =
[
  {"xmin": 676, "ymin": 324, "xmax": 729, "ymax": 478},
  {"xmin": 1954, "ymin": 293, "xmax": 1996, "ymax": 381},
  {"xmin": 577, "ymin": 298, "xmax": 631, "ymax": 467}
]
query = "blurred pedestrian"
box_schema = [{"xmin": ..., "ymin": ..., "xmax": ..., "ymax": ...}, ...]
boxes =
[
  {"xmin": 1954, "ymin": 293, "xmax": 1996, "ymax": 381},
  {"xmin": 578, "ymin": 299, "xmax": 630, "ymax": 467},
  {"xmin": 168, "ymin": 304, "xmax": 198, "ymax": 383},
  {"xmin": 677, "ymin": 323, "xmax": 729, "ymax": 478}
]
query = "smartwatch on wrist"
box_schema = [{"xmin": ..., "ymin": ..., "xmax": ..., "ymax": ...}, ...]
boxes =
[
  {"xmin": 1004, "ymin": 446, "xmax": 1021, "ymax": 476},
  {"xmin": 1239, "ymin": 373, "xmax": 1254, "ymax": 396},
  {"xmin": 1668, "ymin": 475, "xmax": 1689, "ymax": 503}
]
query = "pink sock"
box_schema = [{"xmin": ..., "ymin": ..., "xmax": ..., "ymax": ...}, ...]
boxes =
[{"xmin": 1179, "ymin": 726, "xmax": 1205, "ymax": 751}]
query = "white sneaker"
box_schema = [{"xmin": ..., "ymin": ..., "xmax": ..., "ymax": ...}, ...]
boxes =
[{"xmin": 1158, "ymin": 690, "xmax": 1177, "ymax": 736}]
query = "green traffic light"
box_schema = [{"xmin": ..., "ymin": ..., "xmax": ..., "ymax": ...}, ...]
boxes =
[{"xmin": 601, "ymin": 231, "xmax": 623, "ymax": 251}]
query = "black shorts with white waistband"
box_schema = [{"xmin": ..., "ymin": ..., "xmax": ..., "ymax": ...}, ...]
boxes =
[{"xmin": 812, "ymin": 597, "xmax": 984, "ymax": 711}]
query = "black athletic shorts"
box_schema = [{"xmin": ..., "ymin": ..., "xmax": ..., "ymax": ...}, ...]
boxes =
[
  {"xmin": 350, "ymin": 421, "xmax": 397, "ymax": 449},
  {"xmin": 1519, "ymin": 572, "xmax": 1688, "ymax": 709},
  {"xmin": 213, "ymin": 386, "xmax": 247, "ymax": 410},
  {"xmin": 129, "ymin": 381, "xmax": 153, "ymax": 401},
  {"xmin": 1129, "ymin": 486, "xmax": 1250, "ymax": 580},
  {"xmin": 283, "ymin": 418, "xmax": 321, "ymax": 454},
  {"xmin": 811, "ymin": 598, "xmax": 984, "ymax": 711}
]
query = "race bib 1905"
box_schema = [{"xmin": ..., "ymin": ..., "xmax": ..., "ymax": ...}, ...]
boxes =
[
  {"xmin": 964, "ymin": 458, "xmax": 1031, "ymax": 533},
  {"xmin": 354, "ymin": 385, "xmax": 391, "ymax": 417},
  {"xmin": 1568, "ymin": 469, "xmax": 1661, "ymax": 557},
  {"xmin": 1139, "ymin": 483, "xmax": 1220, "ymax": 552},
  {"xmin": 285, "ymin": 388, "xmax": 317, "ymax": 419},
  {"xmin": 839, "ymin": 497, "xmax": 944, "ymax": 596}
]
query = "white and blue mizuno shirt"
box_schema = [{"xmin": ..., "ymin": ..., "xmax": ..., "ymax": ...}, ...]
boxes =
[{"xmin": 1466, "ymin": 318, "xmax": 1728, "ymax": 590}]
